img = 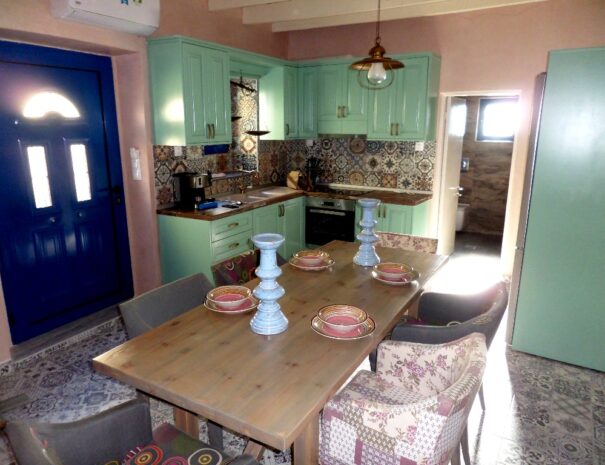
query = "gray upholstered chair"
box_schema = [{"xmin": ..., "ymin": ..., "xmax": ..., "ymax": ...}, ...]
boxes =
[
  {"xmin": 119, "ymin": 273, "xmax": 213, "ymax": 338},
  {"xmin": 4, "ymin": 398, "xmax": 258, "ymax": 465},
  {"xmin": 118, "ymin": 273, "xmax": 222, "ymax": 447}
]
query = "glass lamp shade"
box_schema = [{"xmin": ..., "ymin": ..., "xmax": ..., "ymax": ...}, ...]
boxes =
[
  {"xmin": 350, "ymin": 41, "xmax": 404, "ymax": 89},
  {"xmin": 368, "ymin": 62, "xmax": 387, "ymax": 85}
]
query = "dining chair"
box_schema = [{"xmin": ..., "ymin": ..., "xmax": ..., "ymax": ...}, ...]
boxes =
[
  {"xmin": 3, "ymin": 397, "xmax": 259, "ymax": 465},
  {"xmin": 119, "ymin": 272, "xmax": 213, "ymax": 338},
  {"xmin": 320, "ymin": 333, "xmax": 487, "ymax": 465},
  {"xmin": 376, "ymin": 231, "xmax": 439, "ymax": 254},
  {"xmin": 118, "ymin": 272, "xmax": 223, "ymax": 448},
  {"xmin": 211, "ymin": 249, "xmax": 286, "ymax": 286}
]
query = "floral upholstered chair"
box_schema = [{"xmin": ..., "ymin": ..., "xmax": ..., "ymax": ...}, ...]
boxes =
[
  {"xmin": 212, "ymin": 249, "xmax": 287, "ymax": 286},
  {"xmin": 320, "ymin": 333, "xmax": 486, "ymax": 465},
  {"xmin": 376, "ymin": 232, "xmax": 438, "ymax": 254}
]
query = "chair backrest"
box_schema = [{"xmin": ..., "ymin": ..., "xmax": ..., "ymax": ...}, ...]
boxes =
[
  {"xmin": 119, "ymin": 273, "xmax": 212, "ymax": 338},
  {"xmin": 376, "ymin": 232, "xmax": 438, "ymax": 254},
  {"xmin": 418, "ymin": 281, "xmax": 509, "ymax": 348},
  {"xmin": 376, "ymin": 334, "xmax": 486, "ymax": 464},
  {"xmin": 211, "ymin": 249, "xmax": 258, "ymax": 286}
]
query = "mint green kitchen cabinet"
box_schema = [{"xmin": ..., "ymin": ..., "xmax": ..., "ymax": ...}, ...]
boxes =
[
  {"xmin": 297, "ymin": 66, "xmax": 318, "ymax": 139},
  {"xmin": 368, "ymin": 54, "xmax": 441, "ymax": 141},
  {"xmin": 253, "ymin": 197, "xmax": 304, "ymax": 259},
  {"xmin": 148, "ymin": 37, "xmax": 231, "ymax": 146},
  {"xmin": 158, "ymin": 211, "xmax": 253, "ymax": 284},
  {"xmin": 355, "ymin": 200, "xmax": 431, "ymax": 237},
  {"xmin": 260, "ymin": 66, "xmax": 317, "ymax": 140},
  {"xmin": 317, "ymin": 64, "xmax": 368, "ymax": 134}
]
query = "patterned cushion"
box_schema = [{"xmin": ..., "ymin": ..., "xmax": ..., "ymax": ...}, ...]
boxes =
[
  {"xmin": 320, "ymin": 334, "xmax": 486, "ymax": 465},
  {"xmin": 125, "ymin": 423, "xmax": 225, "ymax": 465},
  {"xmin": 376, "ymin": 232, "xmax": 438, "ymax": 254},
  {"xmin": 212, "ymin": 250, "xmax": 258, "ymax": 286}
]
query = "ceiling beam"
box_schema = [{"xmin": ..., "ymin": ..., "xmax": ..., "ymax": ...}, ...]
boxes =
[
  {"xmin": 241, "ymin": 0, "xmax": 547, "ymax": 31},
  {"xmin": 208, "ymin": 0, "xmax": 291, "ymax": 12}
]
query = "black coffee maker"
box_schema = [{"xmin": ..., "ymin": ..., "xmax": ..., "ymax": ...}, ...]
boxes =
[{"xmin": 173, "ymin": 171, "xmax": 213, "ymax": 208}]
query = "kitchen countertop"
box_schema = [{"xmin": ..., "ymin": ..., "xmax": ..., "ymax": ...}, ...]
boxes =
[{"xmin": 157, "ymin": 186, "xmax": 432, "ymax": 221}]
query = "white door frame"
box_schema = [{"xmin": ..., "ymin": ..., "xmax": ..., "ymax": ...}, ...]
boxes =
[{"xmin": 431, "ymin": 90, "xmax": 522, "ymax": 272}]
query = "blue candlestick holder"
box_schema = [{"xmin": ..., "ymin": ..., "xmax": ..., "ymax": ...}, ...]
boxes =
[
  {"xmin": 354, "ymin": 198, "xmax": 381, "ymax": 267},
  {"xmin": 250, "ymin": 233, "xmax": 288, "ymax": 335}
]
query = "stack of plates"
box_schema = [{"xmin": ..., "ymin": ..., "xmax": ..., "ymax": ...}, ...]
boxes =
[
  {"xmin": 289, "ymin": 249, "xmax": 335, "ymax": 271},
  {"xmin": 204, "ymin": 285, "xmax": 258, "ymax": 314},
  {"xmin": 311, "ymin": 304, "xmax": 375, "ymax": 340}
]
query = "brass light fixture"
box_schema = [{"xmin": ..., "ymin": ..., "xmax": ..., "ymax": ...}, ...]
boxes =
[{"xmin": 350, "ymin": 0, "xmax": 404, "ymax": 89}]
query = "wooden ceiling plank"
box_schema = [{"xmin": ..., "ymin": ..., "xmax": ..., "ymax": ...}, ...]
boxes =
[
  {"xmin": 208, "ymin": 0, "xmax": 291, "ymax": 12},
  {"xmin": 269, "ymin": 0, "xmax": 548, "ymax": 31}
]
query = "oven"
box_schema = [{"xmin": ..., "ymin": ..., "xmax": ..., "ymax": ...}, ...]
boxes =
[{"xmin": 305, "ymin": 197, "xmax": 357, "ymax": 246}]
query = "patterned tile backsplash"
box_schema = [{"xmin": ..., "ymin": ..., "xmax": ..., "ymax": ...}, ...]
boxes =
[{"xmin": 153, "ymin": 76, "xmax": 436, "ymax": 208}]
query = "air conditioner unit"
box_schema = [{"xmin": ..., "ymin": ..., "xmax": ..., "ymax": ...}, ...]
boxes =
[{"xmin": 50, "ymin": 0, "xmax": 160, "ymax": 36}]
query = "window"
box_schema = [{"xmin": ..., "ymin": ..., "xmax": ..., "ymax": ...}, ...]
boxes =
[
  {"xmin": 70, "ymin": 144, "xmax": 92, "ymax": 202},
  {"xmin": 476, "ymin": 97, "xmax": 518, "ymax": 142},
  {"xmin": 22, "ymin": 92, "xmax": 80, "ymax": 119},
  {"xmin": 26, "ymin": 146, "xmax": 53, "ymax": 209}
]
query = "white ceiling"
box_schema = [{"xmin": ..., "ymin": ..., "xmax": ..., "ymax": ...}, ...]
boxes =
[{"xmin": 208, "ymin": 0, "xmax": 548, "ymax": 32}]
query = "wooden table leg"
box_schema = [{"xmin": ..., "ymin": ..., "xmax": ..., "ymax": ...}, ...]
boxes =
[
  {"xmin": 243, "ymin": 439, "xmax": 265, "ymax": 460},
  {"xmin": 173, "ymin": 406, "xmax": 199, "ymax": 438},
  {"xmin": 293, "ymin": 413, "xmax": 319, "ymax": 465}
]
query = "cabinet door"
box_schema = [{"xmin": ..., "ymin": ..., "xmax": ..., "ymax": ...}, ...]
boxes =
[
  {"xmin": 367, "ymin": 80, "xmax": 398, "ymax": 140},
  {"xmin": 253, "ymin": 204, "xmax": 280, "ymax": 237},
  {"xmin": 284, "ymin": 66, "xmax": 299, "ymax": 139},
  {"xmin": 342, "ymin": 68, "xmax": 368, "ymax": 134},
  {"xmin": 317, "ymin": 64, "xmax": 343, "ymax": 133},
  {"xmin": 202, "ymin": 48, "xmax": 232, "ymax": 144},
  {"xmin": 381, "ymin": 204, "xmax": 412, "ymax": 234},
  {"xmin": 298, "ymin": 67, "xmax": 318, "ymax": 139},
  {"xmin": 395, "ymin": 57, "xmax": 428, "ymax": 140},
  {"xmin": 183, "ymin": 44, "xmax": 211, "ymax": 144},
  {"xmin": 279, "ymin": 198, "xmax": 304, "ymax": 259}
]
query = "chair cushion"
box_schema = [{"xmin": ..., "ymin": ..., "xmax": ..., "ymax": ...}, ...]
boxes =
[
  {"xmin": 212, "ymin": 250, "xmax": 258, "ymax": 286},
  {"xmin": 125, "ymin": 423, "xmax": 225, "ymax": 465}
]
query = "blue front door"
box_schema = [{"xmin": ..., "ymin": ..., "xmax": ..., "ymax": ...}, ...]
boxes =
[{"xmin": 0, "ymin": 41, "xmax": 133, "ymax": 343}]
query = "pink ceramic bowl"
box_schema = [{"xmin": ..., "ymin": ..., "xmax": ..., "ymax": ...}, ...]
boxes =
[
  {"xmin": 373, "ymin": 262, "xmax": 417, "ymax": 282},
  {"xmin": 317, "ymin": 304, "xmax": 367, "ymax": 335},
  {"xmin": 206, "ymin": 286, "xmax": 251, "ymax": 310},
  {"xmin": 294, "ymin": 249, "xmax": 330, "ymax": 266}
]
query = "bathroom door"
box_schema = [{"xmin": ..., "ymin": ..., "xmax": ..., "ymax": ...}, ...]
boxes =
[{"xmin": 437, "ymin": 97, "xmax": 467, "ymax": 255}]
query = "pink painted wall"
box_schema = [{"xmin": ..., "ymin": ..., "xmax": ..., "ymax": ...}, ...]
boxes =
[
  {"xmin": 152, "ymin": 0, "xmax": 288, "ymax": 58},
  {"xmin": 289, "ymin": 0, "xmax": 605, "ymax": 274}
]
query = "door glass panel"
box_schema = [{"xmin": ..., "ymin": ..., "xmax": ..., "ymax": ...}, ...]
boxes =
[
  {"xmin": 26, "ymin": 146, "xmax": 53, "ymax": 209},
  {"xmin": 69, "ymin": 144, "xmax": 92, "ymax": 202},
  {"xmin": 22, "ymin": 92, "xmax": 80, "ymax": 119}
]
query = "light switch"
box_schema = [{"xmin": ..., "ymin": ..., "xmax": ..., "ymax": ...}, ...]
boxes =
[
  {"xmin": 415, "ymin": 141, "xmax": 425, "ymax": 152},
  {"xmin": 130, "ymin": 147, "xmax": 142, "ymax": 181}
]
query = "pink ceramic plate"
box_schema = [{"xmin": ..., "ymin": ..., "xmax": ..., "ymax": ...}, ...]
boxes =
[
  {"xmin": 289, "ymin": 257, "xmax": 335, "ymax": 271},
  {"xmin": 311, "ymin": 316, "xmax": 375, "ymax": 340},
  {"xmin": 204, "ymin": 297, "xmax": 259, "ymax": 314},
  {"xmin": 206, "ymin": 285, "xmax": 252, "ymax": 310},
  {"xmin": 317, "ymin": 304, "xmax": 368, "ymax": 335},
  {"xmin": 371, "ymin": 270, "xmax": 419, "ymax": 286}
]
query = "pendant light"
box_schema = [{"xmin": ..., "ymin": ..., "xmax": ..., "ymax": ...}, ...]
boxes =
[{"xmin": 350, "ymin": 0, "xmax": 404, "ymax": 89}]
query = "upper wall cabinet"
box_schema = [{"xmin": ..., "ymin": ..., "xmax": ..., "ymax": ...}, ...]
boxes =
[
  {"xmin": 260, "ymin": 65, "xmax": 318, "ymax": 140},
  {"xmin": 148, "ymin": 38, "xmax": 231, "ymax": 146},
  {"xmin": 367, "ymin": 54, "xmax": 441, "ymax": 141},
  {"xmin": 317, "ymin": 64, "xmax": 368, "ymax": 135}
]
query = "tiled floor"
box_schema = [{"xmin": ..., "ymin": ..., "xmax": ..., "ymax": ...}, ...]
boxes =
[{"xmin": 1, "ymin": 233, "xmax": 603, "ymax": 465}]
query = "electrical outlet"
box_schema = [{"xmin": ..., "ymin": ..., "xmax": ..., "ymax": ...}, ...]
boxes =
[{"xmin": 415, "ymin": 141, "xmax": 425, "ymax": 151}]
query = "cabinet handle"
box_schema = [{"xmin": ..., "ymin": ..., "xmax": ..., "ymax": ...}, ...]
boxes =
[
  {"xmin": 279, "ymin": 204, "xmax": 284, "ymax": 217},
  {"xmin": 383, "ymin": 206, "xmax": 387, "ymax": 219},
  {"xmin": 228, "ymin": 222, "xmax": 239, "ymax": 229},
  {"xmin": 342, "ymin": 106, "xmax": 348, "ymax": 118},
  {"xmin": 396, "ymin": 123, "xmax": 400, "ymax": 135},
  {"xmin": 390, "ymin": 123, "xmax": 394, "ymax": 136},
  {"xmin": 336, "ymin": 106, "xmax": 341, "ymax": 118},
  {"xmin": 229, "ymin": 242, "xmax": 240, "ymax": 250},
  {"xmin": 211, "ymin": 123, "xmax": 216, "ymax": 139},
  {"xmin": 206, "ymin": 124, "xmax": 211, "ymax": 138},
  {"xmin": 285, "ymin": 123, "xmax": 290, "ymax": 135}
]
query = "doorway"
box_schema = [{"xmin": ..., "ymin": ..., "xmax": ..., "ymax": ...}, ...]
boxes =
[
  {"xmin": 434, "ymin": 92, "xmax": 519, "ymax": 291},
  {"xmin": 0, "ymin": 41, "xmax": 133, "ymax": 344}
]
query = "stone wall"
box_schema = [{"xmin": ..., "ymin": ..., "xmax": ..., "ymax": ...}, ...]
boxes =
[{"xmin": 459, "ymin": 97, "xmax": 512, "ymax": 235}]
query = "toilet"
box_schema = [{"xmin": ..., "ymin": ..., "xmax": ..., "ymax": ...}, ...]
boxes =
[{"xmin": 456, "ymin": 203, "xmax": 470, "ymax": 231}]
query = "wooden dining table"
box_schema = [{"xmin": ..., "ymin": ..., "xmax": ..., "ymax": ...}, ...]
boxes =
[{"xmin": 93, "ymin": 240, "xmax": 447, "ymax": 465}]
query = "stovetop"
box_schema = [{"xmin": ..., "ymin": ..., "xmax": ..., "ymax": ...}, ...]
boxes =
[{"xmin": 312, "ymin": 185, "xmax": 374, "ymax": 197}]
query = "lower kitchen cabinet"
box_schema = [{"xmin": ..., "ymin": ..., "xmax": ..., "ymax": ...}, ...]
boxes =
[
  {"xmin": 158, "ymin": 211, "xmax": 253, "ymax": 284},
  {"xmin": 355, "ymin": 200, "xmax": 431, "ymax": 237},
  {"xmin": 253, "ymin": 197, "xmax": 304, "ymax": 259}
]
